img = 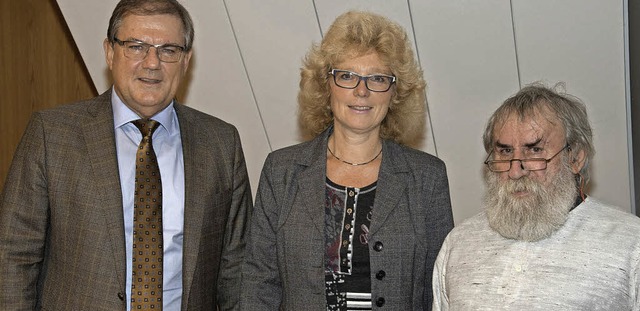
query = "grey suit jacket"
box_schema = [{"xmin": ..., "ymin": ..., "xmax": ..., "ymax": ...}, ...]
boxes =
[
  {"xmin": 0, "ymin": 90, "xmax": 252, "ymax": 310},
  {"xmin": 241, "ymin": 128, "xmax": 454, "ymax": 310}
]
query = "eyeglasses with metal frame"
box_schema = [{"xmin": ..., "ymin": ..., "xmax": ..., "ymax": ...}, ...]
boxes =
[
  {"xmin": 112, "ymin": 38, "xmax": 186, "ymax": 63},
  {"xmin": 328, "ymin": 69, "xmax": 396, "ymax": 92},
  {"xmin": 484, "ymin": 143, "xmax": 571, "ymax": 172}
]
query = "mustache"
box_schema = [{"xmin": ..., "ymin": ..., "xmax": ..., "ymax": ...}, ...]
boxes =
[{"xmin": 502, "ymin": 176, "xmax": 542, "ymax": 194}]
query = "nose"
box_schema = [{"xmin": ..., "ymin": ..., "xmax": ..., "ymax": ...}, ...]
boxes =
[
  {"xmin": 142, "ymin": 47, "xmax": 161, "ymax": 69},
  {"xmin": 507, "ymin": 159, "xmax": 529, "ymax": 180},
  {"xmin": 353, "ymin": 78, "xmax": 370, "ymax": 97}
]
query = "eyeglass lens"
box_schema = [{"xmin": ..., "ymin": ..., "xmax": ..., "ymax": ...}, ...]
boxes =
[
  {"xmin": 117, "ymin": 39, "xmax": 184, "ymax": 63},
  {"xmin": 488, "ymin": 159, "xmax": 548, "ymax": 172},
  {"xmin": 331, "ymin": 70, "xmax": 394, "ymax": 92},
  {"xmin": 485, "ymin": 144, "xmax": 569, "ymax": 172}
]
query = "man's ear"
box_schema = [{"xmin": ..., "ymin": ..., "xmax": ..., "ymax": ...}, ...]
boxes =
[
  {"xmin": 104, "ymin": 38, "xmax": 114, "ymax": 70},
  {"xmin": 181, "ymin": 50, "xmax": 193, "ymax": 75},
  {"xmin": 570, "ymin": 148, "xmax": 587, "ymax": 174}
]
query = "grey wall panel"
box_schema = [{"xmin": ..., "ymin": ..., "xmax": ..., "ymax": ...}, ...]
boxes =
[
  {"xmin": 512, "ymin": 0, "xmax": 631, "ymax": 212},
  {"xmin": 225, "ymin": 0, "xmax": 321, "ymax": 151},
  {"xmin": 411, "ymin": 0, "xmax": 520, "ymax": 222}
]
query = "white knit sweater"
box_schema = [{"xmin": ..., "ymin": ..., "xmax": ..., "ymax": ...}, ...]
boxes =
[{"xmin": 433, "ymin": 197, "xmax": 640, "ymax": 311}]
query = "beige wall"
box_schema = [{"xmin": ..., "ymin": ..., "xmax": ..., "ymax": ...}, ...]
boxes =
[{"xmin": 0, "ymin": 0, "xmax": 97, "ymax": 190}]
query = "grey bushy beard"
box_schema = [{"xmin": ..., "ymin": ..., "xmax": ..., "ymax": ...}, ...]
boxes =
[{"xmin": 484, "ymin": 159, "xmax": 578, "ymax": 242}]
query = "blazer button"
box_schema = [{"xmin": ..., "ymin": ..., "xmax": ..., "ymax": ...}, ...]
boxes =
[
  {"xmin": 373, "ymin": 241, "xmax": 384, "ymax": 252},
  {"xmin": 117, "ymin": 292, "xmax": 125, "ymax": 301},
  {"xmin": 376, "ymin": 270, "xmax": 386, "ymax": 280},
  {"xmin": 376, "ymin": 297, "xmax": 385, "ymax": 307}
]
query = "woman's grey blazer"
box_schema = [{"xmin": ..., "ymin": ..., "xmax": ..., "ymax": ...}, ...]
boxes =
[{"xmin": 241, "ymin": 128, "xmax": 454, "ymax": 310}]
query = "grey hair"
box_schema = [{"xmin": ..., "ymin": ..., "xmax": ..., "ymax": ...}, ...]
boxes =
[
  {"xmin": 107, "ymin": 0, "xmax": 194, "ymax": 51},
  {"xmin": 482, "ymin": 82, "xmax": 595, "ymax": 183}
]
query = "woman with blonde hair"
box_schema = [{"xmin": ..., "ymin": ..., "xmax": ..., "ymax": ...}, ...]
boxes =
[{"xmin": 241, "ymin": 10, "xmax": 454, "ymax": 310}]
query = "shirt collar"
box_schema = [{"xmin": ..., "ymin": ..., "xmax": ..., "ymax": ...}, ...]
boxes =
[{"xmin": 111, "ymin": 87, "xmax": 176, "ymax": 135}]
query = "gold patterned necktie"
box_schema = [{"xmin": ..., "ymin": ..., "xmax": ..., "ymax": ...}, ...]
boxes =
[{"xmin": 131, "ymin": 119, "xmax": 163, "ymax": 310}]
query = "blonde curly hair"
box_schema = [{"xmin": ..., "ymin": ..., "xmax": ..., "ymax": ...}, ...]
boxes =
[{"xmin": 298, "ymin": 10, "xmax": 427, "ymax": 146}]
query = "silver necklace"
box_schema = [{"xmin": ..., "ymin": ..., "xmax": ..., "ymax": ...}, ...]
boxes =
[{"xmin": 327, "ymin": 145, "xmax": 382, "ymax": 166}]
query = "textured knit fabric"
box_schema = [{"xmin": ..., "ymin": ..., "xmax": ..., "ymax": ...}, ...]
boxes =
[{"xmin": 433, "ymin": 197, "xmax": 640, "ymax": 311}]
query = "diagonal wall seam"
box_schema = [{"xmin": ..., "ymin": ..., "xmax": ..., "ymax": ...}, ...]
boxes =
[
  {"xmin": 408, "ymin": 0, "xmax": 438, "ymax": 156},
  {"xmin": 223, "ymin": 0, "xmax": 273, "ymax": 151},
  {"xmin": 509, "ymin": 0, "xmax": 523, "ymax": 89}
]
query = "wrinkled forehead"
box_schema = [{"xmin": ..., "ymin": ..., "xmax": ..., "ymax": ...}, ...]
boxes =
[
  {"xmin": 492, "ymin": 108, "xmax": 565, "ymax": 144},
  {"xmin": 119, "ymin": 13, "xmax": 184, "ymax": 37}
]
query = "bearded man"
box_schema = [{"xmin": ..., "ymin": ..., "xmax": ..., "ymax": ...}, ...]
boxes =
[{"xmin": 432, "ymin": 84, "xmax": 640, "ymax": 310}]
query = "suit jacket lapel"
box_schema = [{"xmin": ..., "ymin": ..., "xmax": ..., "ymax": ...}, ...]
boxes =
[
  {"xmin": 369, "ymin": 141, "xmax": 408, "ymax": 236},
  {"xmin": 293, "ymin": 129, "xmax": 330, "ymax": 235},
  {"xmin": 82, "ymin": 89, "xmax": 127, "ymax": 288},
  {"xmin": 174, "ymin": 104, "xmax": 206, "ymax": 304},
  {"xmin": 293, "ymin": 130, "xmax": 409, "ymax": 236}
]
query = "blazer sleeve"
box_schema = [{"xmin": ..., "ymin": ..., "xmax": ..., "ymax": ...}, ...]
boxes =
[
  {"xmin": 424, "ymin": 159, "xmax": 454, "ymax": 310},
  {"xmin": 0, "ymin": 113, "xmax": 49, "ymax": 310},
  {"xmin": 240, "ymin": 154, "xmax": 284, "ymax": 310},
  {"xmin": 217, "ymin": 127, "xmax": 253, "ymax": 311}
]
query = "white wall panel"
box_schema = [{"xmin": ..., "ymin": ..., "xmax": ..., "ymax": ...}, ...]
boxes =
[
  {"xmin": 179, "ymin": 1, "xmax": 271, "ymax": 189},
  {"xmin": 56, "ymin": 0, "xmax": 632, "ymax": 221},
  {"xmin": 314, "ymin": 1, "xmax": 417, "ymax": 46},
  {"xmin": 224, "ymin": 0, "xmax": 321, "ymax": 151},
  {"xmin": 56, "ymin": 1, "xmax": 117, "ymax": 93},
  {"xmin": 411, "ymin": 0, "xmax": 520, "ymax": 222},
  {"xmin": 512, "ymin": 0, "xmax": 631, "ymax": 212}
]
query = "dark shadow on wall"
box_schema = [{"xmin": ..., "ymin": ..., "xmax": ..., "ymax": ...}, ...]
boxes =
[{"xmin": 630, "ymin": 1, "xmax": 640, "ymax": 216}]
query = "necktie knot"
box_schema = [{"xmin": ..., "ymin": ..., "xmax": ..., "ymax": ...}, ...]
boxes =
[{"xmin": 133, "ymin": 119, "xmax": 160, "ymax": 139}]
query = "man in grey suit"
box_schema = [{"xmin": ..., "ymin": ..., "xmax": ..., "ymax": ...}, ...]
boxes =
[{"xmin": 0, "ymin": 0, "xmax": 251, "ymax": 310}]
